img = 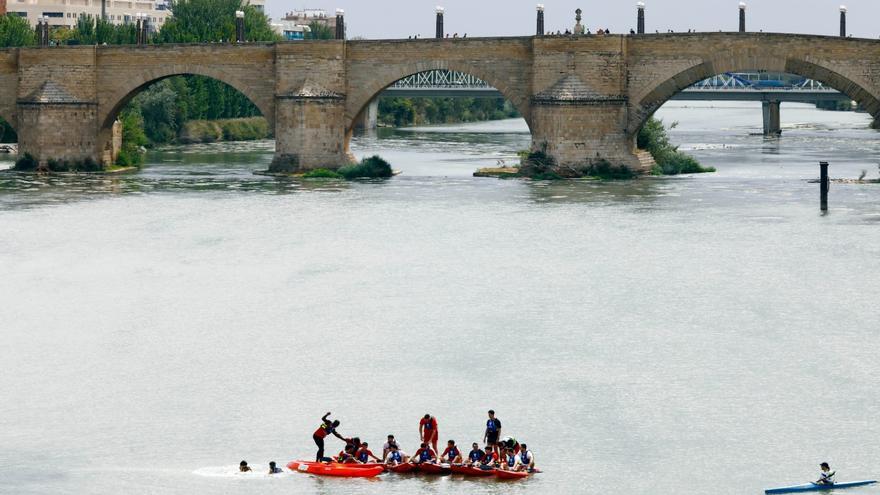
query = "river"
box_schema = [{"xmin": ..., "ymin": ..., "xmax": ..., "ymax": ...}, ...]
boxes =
[{"xmin": 1, "ymin": 102, "xmax": 879, "ymax": 495}]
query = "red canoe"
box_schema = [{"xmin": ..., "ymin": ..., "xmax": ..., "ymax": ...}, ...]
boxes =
[
  {"xmin": 416, "ymin": 463, "xmax": 452, "ymax": 475},
  {"xmin": 387, "ymin": 463, "xmax": 416, "ymax": 473},
  {"xmin": 495, "ymin": 469, "xmax": 529, "ymax": 480},
  {"xmin": 450, "ymin": 464, "xmax": 495, "ymax": 476},
  {"xmin": 287, "ymin": 461, "xmax": 384, "ymax": 478}
]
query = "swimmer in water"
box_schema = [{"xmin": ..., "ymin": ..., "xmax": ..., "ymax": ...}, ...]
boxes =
[
  {"xmin": 239, "ymin": 460, "xmax": 251, "ymax": 472},
  {"xmin": 268, "ymin": 461, "xmax": 282, "ymax": 474}
]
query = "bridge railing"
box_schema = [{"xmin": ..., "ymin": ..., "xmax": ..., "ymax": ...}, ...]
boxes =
[{"xmin": 390, "ymin": 69, "xmax": 492, "ymax": 89}]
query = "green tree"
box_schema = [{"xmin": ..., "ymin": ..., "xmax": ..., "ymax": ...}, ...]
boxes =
[
  {"xmin": 305, "ymin": 21, "xmax": 334, "ymax": 40},
  {"xmin": 0, "ymin": 14, "xmax": 36, "ymax": 47},
  {"xmin": 157, "ymin": 0, "xmax": 279, "ymax": 43}
]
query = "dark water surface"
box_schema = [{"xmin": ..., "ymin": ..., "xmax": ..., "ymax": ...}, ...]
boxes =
[{"xmin": 1, "ymin": 102, "xmax": 879, "ymax": 495}]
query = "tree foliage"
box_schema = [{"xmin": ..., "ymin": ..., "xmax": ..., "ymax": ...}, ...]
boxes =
[
  {"xmin": 378, "ymin": 98, "xmax": 520, "ymax": 127},
  {"xmin": 69, "ymin": 15, "xmax": 138, "ymax": 45},
  {"xmin": 305, "ymin": 21, "xmax": 334, "ymax": 40},
  {"xmin": 157, "ymin": 0, "xmax": 279, "ymax": 43},
  {"xmin": 0, "ymin": 14, "xmax": 36, "ymax": 47}
]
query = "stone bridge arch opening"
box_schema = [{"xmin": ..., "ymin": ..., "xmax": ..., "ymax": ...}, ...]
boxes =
[
  {"xmin": 98, "ymin": 72, "xmax": 274, "ymax": 166},
  {"xmin": 631, "ymin": 60, "xmax": 880, "ymax": 140},
  {"xmin": 344, "ymin": 66, "xmax": 533, "ymax": 165}
]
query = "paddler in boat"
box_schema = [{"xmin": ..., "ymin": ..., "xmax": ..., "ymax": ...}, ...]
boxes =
[
  {"xmin": 313, "ymin": 412, "xmax": 345, "ymax": 462},
  {"xmin": 466, "ymin": 442, "xmax": 485, "ymax": 466},
  {"xmin": 500, "ymin": 448, "xmax": 519, "ymax": 471},
  {"xmin": 384, "ymin": 444, "xmax": 410, "ymax": 466},
  {"xmin": 516, "ymin": 444, "xmax": 535, "ymax": 472},
  {"xmin": 336, "ymin": 444, "xmax": 358, "ymax": 463},
  {"xmin": 499, "ymin": 435, "xmax": 521, "ymax": 454},
  {"xmin": 412, "ymin": 442, "xmax": 438, "ymax": 465},
  {"xmin": 382, "ymin": 434, "xmax": 400, "ymax": 459},
  {"xmin": 480, "ymin": 444, "xmax": 499, "ymax": 469},
  {"xmin": 440, "ymin": 439, "xmax": 463, "ymax": 464},
  {"xmin": 816, "ymin": 462, "xmax": 836, "ymax": 485},
  {"xmin": 355, "ymin": 442, "xmax": 381, "ymax": 463},
  {"xmin": 419, "ymin": 414, "xmax": 440, "ymax": 452}
]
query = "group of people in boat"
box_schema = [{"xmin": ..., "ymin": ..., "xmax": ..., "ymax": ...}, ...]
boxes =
[{"xmin": 313, "ymin": 410, "xmax": 537, "ymax": 472}]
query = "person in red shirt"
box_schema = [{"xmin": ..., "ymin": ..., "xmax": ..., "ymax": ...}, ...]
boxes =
[
  {"xmin": 440, "ymin": 439, "xmax": 462, "ymax": 464},
  {"xmin": 313, "ymin": 412, "xmax": 345, "ymax": 461},
  {"xmin": 419, "ymin": 414, "xmax": 439, "ymax": 452},
  {"xmin": 412, "ymin": 442, "xmax": 437, "ymax": 465}
]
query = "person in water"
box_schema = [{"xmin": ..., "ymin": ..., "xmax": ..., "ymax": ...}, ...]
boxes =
[
  {"xmin": 484, "ymin": 410, "xmax": 502, "ymax": 453},
  {"xmin": 313, "ymin": 412, "xmax": 345, "ymax": 462},
  {"xmin": 440, "ymin": 439, "xmax": 462, "ymax": 464},
  {"xmin": 268, "ymin": 461, "xmax": 282, "ymax": 474},
  {"xmin": 356, "ymin": 442, "xmax": 381, "ymax": 463},
  {"xmin": 466, "ymin": 442, "xmax": 485, "ymax": 466},
  {"xmin": 412, "ymin": 442, "xmax": 437, "ymax": 465},
  {"xmin": 517, "ymin": 443, "xmax": 535, "ymax": 472},
  {"xmin": 382, "ymin": 434, "xmax": 399, "ymax": 459},
  {"xmin": 384, "ymin": 444, "xmax": 410, "ymax": 466},
  {"xmin": 419, "ymin": 414, "xmax": 439, "ymax": 452},
  {"xmin": 239, "ymin": 460, "xmax": 252, "ymax": 472},
  {"xmin": 817, "ymin": 462, "xmax": 836, "ymax": 485}
]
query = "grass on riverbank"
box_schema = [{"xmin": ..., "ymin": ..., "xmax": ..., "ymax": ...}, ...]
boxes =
[{"xmin": 179, "ymin": 117, "xmax": 271, "ymax": 144}]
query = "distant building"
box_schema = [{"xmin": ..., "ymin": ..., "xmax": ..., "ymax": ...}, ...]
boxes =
[
  {"xmin": 273, "ymin": 20, "xmax": 310, "ymax": 41},
  {"xmin": 282, "ymin": 8, "xmax": 336, "ymax": 31},
  {"xmin": 5, "ymin": 0, "xmax": 264, "ymax": 32}
]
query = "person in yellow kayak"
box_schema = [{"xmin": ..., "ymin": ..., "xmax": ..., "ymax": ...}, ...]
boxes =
[{"xmin": 816, "ymin": 463, "xmax": 836, "ymax": 485}]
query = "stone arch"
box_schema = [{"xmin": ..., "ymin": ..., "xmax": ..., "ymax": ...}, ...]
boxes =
[
  {"xmin": 99, "ymin": 65, "xmax": 275, "ymax": 132},
  {"xmin": 628, "ymin": 56, "xmax": 880, "ymax": 135},
  {"xmin": 345, "ymin": 61, "xmax": 533, "ymax": 136}
]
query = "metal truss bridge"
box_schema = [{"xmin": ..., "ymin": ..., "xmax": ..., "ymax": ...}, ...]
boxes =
[{"xmin": 381, "ymin": 71, "xmax": 852, "ymax": 104}]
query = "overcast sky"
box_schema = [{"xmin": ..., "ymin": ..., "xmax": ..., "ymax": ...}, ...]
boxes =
[{"xmin": 265, "ymin": 1, "xmax": 879, "ymax": 40}]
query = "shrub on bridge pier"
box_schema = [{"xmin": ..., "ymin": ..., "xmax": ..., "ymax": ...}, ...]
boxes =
[
  {"xmin": 638, "ymin": 117, "xmax": 715, "ymax": 175},
  {"xmin": 338, "ymin": 155, "xmax": 394, "ymax": 179}
]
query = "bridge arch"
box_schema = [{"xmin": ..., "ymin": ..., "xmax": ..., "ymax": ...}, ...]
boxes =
[
  {"xmin": 629, "ymin": 55, "xmax": 880, "ymax": 135},
  {"xmin": 345, "ymin": 61, "xmax": 532, "ymax": 142}
]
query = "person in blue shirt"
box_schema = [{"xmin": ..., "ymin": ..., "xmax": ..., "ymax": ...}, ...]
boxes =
[
  {"xmin": 466, "ymin": 442, "xmax": 484, "ymax": 466},
  {"xmin": 483, "ymin": 410, "xmax": 502, "ymax": 454}
]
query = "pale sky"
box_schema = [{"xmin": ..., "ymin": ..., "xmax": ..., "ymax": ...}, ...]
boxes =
[{"xmin": 265, "ymin": 0, "xmax": 880, "ymax": 40}]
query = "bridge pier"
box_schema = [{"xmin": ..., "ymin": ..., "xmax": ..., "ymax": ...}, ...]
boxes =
[
  {"xmin": 354, "ymin": 98, "xmax": 379, "ymax": 131},
  {"xmin": 270, "ymin": 95, "xmax": 354, "ymax": 172},
  {"xmin": 17, "ymin": 84, "xmax": 100, "ymax": 168},
  {"xmin": 762, "ymin": 100, "xmax": 781, "ymax": 136}
]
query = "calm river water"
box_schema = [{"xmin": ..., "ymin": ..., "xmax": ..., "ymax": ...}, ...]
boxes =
[{"xmin": 1, "ymin": 102, "xmax": 879, "ymax": 495}]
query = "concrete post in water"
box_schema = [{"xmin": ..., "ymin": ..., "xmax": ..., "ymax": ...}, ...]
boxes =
[
  {"xmin": 762, "ymin": 101, "xmax": 781, "ymax": 136},
  {"xmin": 637, "ymin": 2, "xmax": 645, "ymax": 34},
  {"xmin": 536, "ymin": 4, "xmax": 545, "ymax": 36},
  {"xmin": 335, "ymin": 8, "xmax": 345, "ymax": 40},
  {"xmin": 839, "ymin": 5, "xmax": 847, "ymax": 38},
  {"xmin": 435, "ymin": 6, "xmax": 444, "ymax": 39},
  {"xmin": 738, "ymin": 2, "xmax": 746, "ymax": 32},
  {"xmin": 235, "ymin": 10, "xmax": 245, "ymax": 43},
  {"xmin": 820, "ymin": 161, "xmax": 830, "ymax": 211}
]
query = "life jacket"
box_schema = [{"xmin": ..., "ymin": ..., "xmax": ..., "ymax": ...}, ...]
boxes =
[
  {"xmin": 389, "ymin": 451, "xmax": 402, "ymax": 463},
  {"xmin": 446, "ymin": 446, "xmax": 459, "ymax": 460},
  {"xmin": 418, "ymin": 448, "xmax": 433, "ymax": 462},
  {"xmin": 481, "ymin": 452, "xmax": 495, "ymax": 465},
  {"xmin": 424, "ymin": 418, "xmax": 435, "ymax": 430},
  {"xmin": 469, "ymin": 449, "xmax": 484, "ymax": 462},
  {"xmin": 357, "ymin": 450, "xmax": 370, "ymax": 463},
  {"xmin": 486, "ymin": 419, "xmax": 499, "ymax": 433},
  {"xmin": 506, "ymin": 454, "xmax": 516, "ymax": 467},
  {"xmin": 520, "ymin": 451, "xmax": 530, "ymax": 464},
  {"xmin": 313, "ymin": 423, "xmax": 334, "ymax": 438}
]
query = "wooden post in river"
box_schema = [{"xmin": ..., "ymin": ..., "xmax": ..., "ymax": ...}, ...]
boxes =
[{"xmin": 820, "ymin": 161, "xmax": 830, "ymax": 211}]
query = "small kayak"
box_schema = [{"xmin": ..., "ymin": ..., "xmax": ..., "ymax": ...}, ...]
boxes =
[
  {"xmin": 387, "ymin": 463, "xmax": 416, "ymax": 473},
  {"xmin": 291, "ymin": 461, "xmax": 385, "ymax": 470},
  {"xmin": 495, "ymin": 469, "xmax": 530, "ymax": 480},
  {"xmin": 416, "ymin": 463, "xmax": 452, "ymax": 475},
  {"xmin": 765, "ymin": 480, "xmax": 877, "ymax": 494},
  {"xmin": 450, "ymin": 464, "xmax": 495, "ymax": 476},
  {"xmin": 286, "ymin": 461, "xmax": 383, "ymax": 478}
]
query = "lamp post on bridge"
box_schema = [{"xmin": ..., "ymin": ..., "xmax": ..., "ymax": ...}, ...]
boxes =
[
  {"xmin": 335, "ymin": 8, "xmax": 345, "ymax": 40},
  {"xmin": 235, "ymin": 10, "xmax": 245, "ymax": 43},
  {"xmin": 738, "ymin": 2, "xmax": 746, "ymax": 32},
  {"xmin": 435, "ymin": 6, "xmax": 444, "ymax": 39},
  {"xmin": 536, "ymin": 4, "xmax": 544, "ymax": 36},
  {"xmin": 839, "ymin": 5, "xmax": 847, "ymax": 38},
  {"xmin": 637, "ymin": 2, "xmax": 645, "ymax": 34}
]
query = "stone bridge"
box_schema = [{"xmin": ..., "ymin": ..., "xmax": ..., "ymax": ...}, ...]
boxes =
[{"xmin": 3, "ymin": 33, "xmax": 880, "ymax": 172}]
